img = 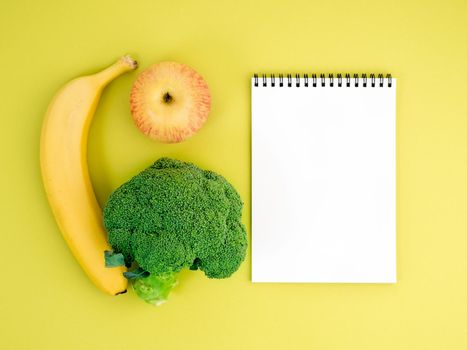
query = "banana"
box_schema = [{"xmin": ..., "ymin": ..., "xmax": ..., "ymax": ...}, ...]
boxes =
[{"xmin": 40, "ymin": 56, "xmax": 137, "ymax": 295}]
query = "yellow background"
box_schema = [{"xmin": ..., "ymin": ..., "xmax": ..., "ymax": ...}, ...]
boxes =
[{"xmin": 1, "ymin": 0, "xmax": 467, "ymax": 349}]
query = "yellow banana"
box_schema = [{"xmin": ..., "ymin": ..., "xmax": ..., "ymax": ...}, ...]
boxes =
[{"xmin": 40, "ymin": 56, "xmax": 138, "ymax": 295}]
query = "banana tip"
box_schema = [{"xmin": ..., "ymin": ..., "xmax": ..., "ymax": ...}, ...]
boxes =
[{"xmin": 121, "ymin": 55, "xmax": 138, "ymax": 70}]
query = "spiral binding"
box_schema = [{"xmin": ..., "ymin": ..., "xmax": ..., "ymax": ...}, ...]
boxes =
[{"xmin": 253, "ymin": 73, "xmax": 392, "ymax": 88}]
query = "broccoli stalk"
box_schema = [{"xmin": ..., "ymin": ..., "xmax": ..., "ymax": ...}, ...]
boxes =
[
  {"xmin": 132, "ymin": 272, "xmax": 179, "ymax": 306},
  {"xmin": 103, "ymin": 158, "xmax": 247, "ymax": 305}
]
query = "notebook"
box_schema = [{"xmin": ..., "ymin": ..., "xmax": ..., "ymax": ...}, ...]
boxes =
[{"xmin": 251, "ymin": 73, "xmax": 396, "ymax": 283}]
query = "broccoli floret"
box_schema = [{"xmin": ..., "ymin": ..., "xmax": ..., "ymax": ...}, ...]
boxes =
[{"xmin": 103, "ymin": 158, "xmax": 247, "ymax": 305}]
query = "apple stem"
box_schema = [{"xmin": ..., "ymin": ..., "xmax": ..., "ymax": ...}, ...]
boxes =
[{"xmin": 163, "ymin": 92, "xmax": 174, "ymax": 104}]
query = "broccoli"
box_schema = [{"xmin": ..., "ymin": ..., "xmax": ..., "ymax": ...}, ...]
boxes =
[{"xmin": 103, "ymin": 157, "xmax": 247, "ymax": 305}]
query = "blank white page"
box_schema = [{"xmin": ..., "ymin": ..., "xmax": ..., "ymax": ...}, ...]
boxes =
[{"xmin": 251, "ymin": 76, "xmax": 396, "ymax": 283}]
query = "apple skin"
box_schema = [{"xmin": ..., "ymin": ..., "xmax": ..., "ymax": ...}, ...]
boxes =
[{"xmin": 130, "ymin": 61, "xmax": 211, "ymax": 143}]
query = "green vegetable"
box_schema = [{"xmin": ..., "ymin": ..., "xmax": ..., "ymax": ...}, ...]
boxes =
[
  {"xmin": 103, "ymin": 157, "xmax": 247, "ymax": 305},
  {"xmin": 123, "ymin": 267, "xmax": 150, "ymax": 280},
  {"xmin": 104, "ymin": 250, "xmax": 125, "ymax": 267},
  {"xmin": 132, "ymin": 272, "xmax": 178, "ymax": 306}
]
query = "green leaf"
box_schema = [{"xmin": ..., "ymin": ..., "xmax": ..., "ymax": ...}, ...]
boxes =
[
  {"xmin": 104, "ymin": 250, "xmax": 125, "ymax": 268},
  {"xmin": 123, "ymin": 267, "xmax": 150, "ymax": 280}
]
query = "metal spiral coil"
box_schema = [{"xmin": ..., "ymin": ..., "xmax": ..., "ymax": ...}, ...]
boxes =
[{"xmin": 253, "ymin": 73, "xmax": 392, "ymax": 87}]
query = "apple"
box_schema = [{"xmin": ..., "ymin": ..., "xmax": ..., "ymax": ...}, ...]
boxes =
[{"xmin": 130, "ymin": 61, "xmax": 211, "ymax": 143}]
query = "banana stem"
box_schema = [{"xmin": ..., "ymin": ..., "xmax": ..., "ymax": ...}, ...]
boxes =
[{"xmin": 93, "ymin": 55, "xmax": 138, "ymax": 86}]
